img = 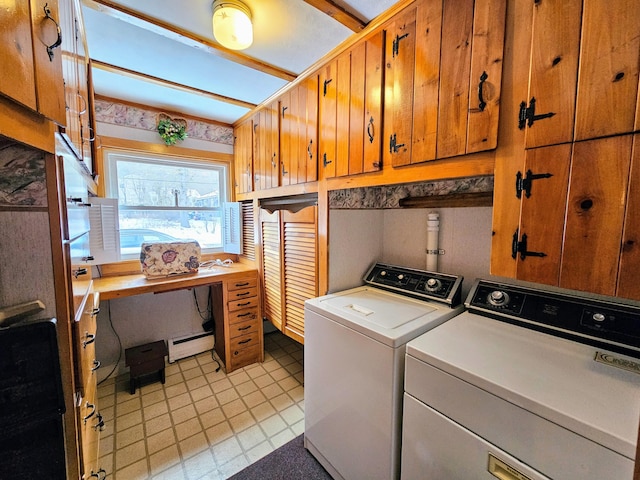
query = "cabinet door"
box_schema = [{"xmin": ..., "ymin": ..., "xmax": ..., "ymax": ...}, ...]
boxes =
[
  {"xmin": 335, "ymin": 51, "xmax": 351, "ymax": 178},
  {"xmin": 234, "ymin": 118, "xmax": 253, "ymax": 194},
  {"xmin": 282, "ymin": 205, "xmax": 317, "ymax": 344},
  {"xmin": 352, "ymin": 30, "xmax": 385, "ymax": 175},
  {"xmin": 618, "ymin": 134, "xmax": 640, "ymax": 300},
  {"xmin": 574, "ymin": 0, "xmax": 640, "ymax": 141},
  {"xmin": 516, "ymin": 144, "xmax": 572, "ymax": 286},
  {"xmin": 30, "ymin": 0, "xmax": 66, "ymax": 124},
  {"xmin": 436, "ymin": 0, "xmax": 474, "ymax": 158},
  {"xmin": 0, "ymin": 1, "xmax": 36, "ymax": 110},
  {"xmin": 560, "ymin": 136, "xmax": 633, "ymax": 296},
  {"xmin": 523, "ymin": 0, "xmax": 581, "ymax": 149},
  {"xmin": 260, "ymin": 209, "xmax": 283, "ymax": 331},
  {"xmin": 318, "ymin": 61, "xmax": 337, "ymax": 178},
  {"xmin": 302, "ymin": 75, "xmax": 318, "ymax": 183},
  {"xmin": 384, "ymin": 6, "xmax": 416, "ymax": 168},
  {"xmin": 254, "ymin": 102, "xmax": 279, "ymax": 190},
  {"xmin": 279, "ymin": 90, "xmax": 293, "ymax": 186}
]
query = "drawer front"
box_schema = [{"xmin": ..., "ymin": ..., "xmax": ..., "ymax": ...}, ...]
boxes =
[
  {"xmin": 78, "ymin": 379, "xmax": 100, "ymax": 477},
  {"xmin": 229, "ymin": 317, "xmax": 260, "ymax": 338},
  {"xmin": 227, "ymin": 286, "xmax": 258, "ymax": 302},
  {"xmin": 229, "ymin": 344, "xmax": 261, "ymax": 371},
  {"xmin": 228, "ymin": 307, "xmax": 259, "ymax": 325},
  {"xmin": 227, "ymin": 277, "xmax": 258, "ymax": 292},
  {"xmin": 228, "ymin": 296, "xmax": 260, "ymax": 312},
  {"xmin": 229, "ymin": 331, "xmax": 260, "ymax": 352}
]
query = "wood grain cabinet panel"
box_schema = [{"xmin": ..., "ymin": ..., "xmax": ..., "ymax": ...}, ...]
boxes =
[
  {"xmin": 279, "ymin": 75, "xmax": 318, "ymax": 186},
  {"xmin": 384, "ymin": 0, "xmax": 506, "ymax": 166},
  {"xmin": 0, "ymin": 0, "xmax": 65, "ymax": 124},
  {"xmin": 521, "ymin": 0, "xmax": 640, "ymax": 148},
  {"xmin": 618, "ymin": 135, "xmax": 640, "ymax": 299},
  {"xmin": 253, "ymin": 101, "xmax": 279, "ymax": 190},
  {"xmin": 234, "ymin": 118, "xmax": 253, "ymax": 195}
]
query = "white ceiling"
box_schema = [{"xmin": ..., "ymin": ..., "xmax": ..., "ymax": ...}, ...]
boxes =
[{"xmin": 81, "ymin": 0, "xmax": 400, "ymax": 125}]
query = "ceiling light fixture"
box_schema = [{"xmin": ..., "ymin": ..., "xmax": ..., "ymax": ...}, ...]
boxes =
[{"xmin": 212, "ymin": 0, "xmax": 253, "ymax": 51}]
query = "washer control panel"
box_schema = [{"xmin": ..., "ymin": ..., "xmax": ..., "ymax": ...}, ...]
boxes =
[
  {"xmin": 364, "ymin": 263, "xmax": 463, "ymax": 306},
  {"xmin": 468, "ymin": 279, "xmax": 640, "ymax": 358}
]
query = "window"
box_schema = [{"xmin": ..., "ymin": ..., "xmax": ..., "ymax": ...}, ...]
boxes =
[{"xmin": 104, "ymin": 149, "xmax": 230, "ymax": 258}]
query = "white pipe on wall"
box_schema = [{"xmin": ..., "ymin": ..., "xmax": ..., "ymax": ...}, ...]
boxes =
[{"xmin": 426, "ymin": 211, "xmax": 440, "ymax": 272}]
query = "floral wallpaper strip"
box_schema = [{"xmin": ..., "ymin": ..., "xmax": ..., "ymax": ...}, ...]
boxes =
[
  {"xmin": 0, "ymin": 145, "xmax": 47, "ymax": 207},
  {"xmin": 94, "ymin": 99, "xmax": 234, "ymax": 145},
  {"xmin": 329, "ymin": 176, "xmax": 494, "ymax": 209}
]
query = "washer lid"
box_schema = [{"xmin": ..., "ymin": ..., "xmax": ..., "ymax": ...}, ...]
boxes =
[{"xmin": 305, "ymin": 286, "xmax": 462, "ymax": 347}]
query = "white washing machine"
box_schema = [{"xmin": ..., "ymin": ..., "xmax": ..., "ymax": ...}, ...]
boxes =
[
  {"xmin": 402, "ymin": 278, "xmax": 640, "ymax": 480},
  {"xmin": 304, "ymin": 263, "xmax": 464, "ymax": 480}
]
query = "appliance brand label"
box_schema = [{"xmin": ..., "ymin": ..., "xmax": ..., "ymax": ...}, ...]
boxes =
[{"xmin": 594, "ymin": 352, "xmax": 640, "ymax": 375}]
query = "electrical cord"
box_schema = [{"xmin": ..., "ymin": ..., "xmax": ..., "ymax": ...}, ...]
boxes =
[
  {"xmin": 200, "ymin": 258, "xmax": 234, "ymax": 269},
  {"xmin": 192, "ymin": 286, "xmax": 221, "ymax": 372},
  {"xmin": 97, "ymin": 300, "xmax": 123, "ymax": 386}
]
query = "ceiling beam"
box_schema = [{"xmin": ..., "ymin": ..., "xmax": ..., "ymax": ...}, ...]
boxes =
[
  {"xmin": 91, "ymin": 60, "xmax": 258, "ymax": 110},
  {"xmin": 82, "ymin": 0, "xmax": 297, "ymax": 82},
  {"xmin": 302, "ymin": 0, "xmax": 367, "ymax": 32}
]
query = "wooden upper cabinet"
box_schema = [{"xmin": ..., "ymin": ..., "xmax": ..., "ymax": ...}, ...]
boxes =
[
  {"xmin": 384, "ymin": 6, "xmax": 416, "ymax": 168},
  {"xmin": 234, "ymin": 118, "xmax": 253, "ymax": 195},
  {"xmin": 253, "ymin": 101, "xmax": 279, "ymax": 190},
  {"xmin": 279, "ymin": 75, "xmax": 318, "ymax": 186},
  {"xmin": 318, "ymin": 60, "xmax": 338, "ymax": 178},
  {"xmin": 354, "ymin": 30, "xmax": 385, "ymax": 175},
  {"xmin": 0, "ymin": 0, "xmax": 65, "ymax": 124},
  {"xmin": 523, "ymin": 0, "xmax": 640, "ymax": 148},
  {"xmin": 384, "ymin": 0, "xmax": 506, "ymax": 167},
  {"xmin": 574, "ymin": 0, "xmax": 640, "ymax": 141}
]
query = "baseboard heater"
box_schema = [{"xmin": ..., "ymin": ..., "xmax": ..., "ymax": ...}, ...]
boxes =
[{"xmin": 168, "ymin": 331, "xmax": 214, "ymax": 363}]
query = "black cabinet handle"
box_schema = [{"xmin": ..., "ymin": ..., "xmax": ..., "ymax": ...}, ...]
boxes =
[
  {"xmin": 43, "ymin": 3, "xmax": 62, "ymax": 61},
  {"xmin": 83, "ymin": 332, "xmax": 96, "ymax": 348},
  {"xmin": 307, "ymin": 139, "xmax": 313, "ymax": 159},
  {"xmin": 83, "ymin": 402, "xmax": 96, "ymax": 423},
  {"xmin": 92, "ymin": 359, "xmax": 101, "ymax": 372},
  {"xmin": 74, "ymin": 268, "xmax": 88, "ymax": 279},
  {"xmin": 367, "ymin": 116, "xmax": 375, "ymax": 143},
  {"xmin": 478, "ymin": 71, "xmax": 488, "ymax": 111},
  {"xmin": 93, "ymin": 413, "xmax": 104, "ymax": 431}
]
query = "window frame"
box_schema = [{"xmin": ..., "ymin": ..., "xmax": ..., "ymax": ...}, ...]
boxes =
[{"xmin": 102, "ymin": 147, "xmax": 231, "ymax": 258}]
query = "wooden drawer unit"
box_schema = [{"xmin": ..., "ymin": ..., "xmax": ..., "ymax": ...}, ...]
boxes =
[{"xmin": 214, "ymin": 272, "xmax": 263, "ymax": 373}]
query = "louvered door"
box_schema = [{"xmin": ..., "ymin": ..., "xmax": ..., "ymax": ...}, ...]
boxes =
[
  {"xmin": 260, "ymin": 209, "xmax": 283, "ymax": 331},
  {"xmin": 282, "ymin": 206, "xmax": 317, "ymax": 344},
  {"xmin": 240, "ymin": 201, "xmax": 255, "ymax": 261}
]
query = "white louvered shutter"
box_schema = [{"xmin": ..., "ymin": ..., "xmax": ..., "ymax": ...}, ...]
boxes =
[
  {"xmin": 88, "ymin": 197, "xmax": 120, "ymax": 264},
  {"xmin": 223, "ymin": 202, "xmax": 243, "ymax": 254}
]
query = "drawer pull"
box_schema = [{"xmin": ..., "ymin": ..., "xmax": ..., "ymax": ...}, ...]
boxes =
[
  {"xmin": 93, "ymin": 413, "xmax": 104, "ymax": 431},
  {"xmin": 237, "ymin": 311, "xmax": 255, "ymax": 318},
  {"xmin": 238, "ymin": 338, "xmax": 252, "ymax": 345},
  {"xmin": 91, "ymin": 307, "xmax": 101, "ymax": 316},
  {"xmin": 73, "ymin": 268, "xmax": 88, "ymax": 278},
  {"xmin": 83, "ymin": 332, "xmax": 96, "ymax": 348},
  {"xmin": 238, "ymin": 325, "xmax": 252, "ymax": 331},
  {"xmin": 237, "ymin": 301, "xmax": 251, "ymax": 307},
  {"xmin": 235, "ymin": 282, "xmax": 250, "ymax": 287},
  {"xmin": 97, "ymin": 469, "xmax": 107, "ymax": 480},
  {"xmin": 91, "ymin": 359, "xmax": 101, "ymax": 371},
  {"xmin": 235, "ymin": 291, "xmax": 251, "ymax": 297},
  {"xmin": 88, "ymin": 473, "xmax": 100, "ymax": 479},
  {"xmin": 83, "ymin": 402, "xmax": 96, "ymax": 423}
]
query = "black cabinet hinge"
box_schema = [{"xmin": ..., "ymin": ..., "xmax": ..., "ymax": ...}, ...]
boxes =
[
  {"xmin": 518, "ymin": 97, "xmax": 555, "ymax": 129},
  {"xmin": 389, "ymin": 133, "xmax": 405, "ymax": 153},
  {"xmin": 516, "ymin": 169, "xmax": 553, "ymax": 198},
  {"xmin": 512, "ymin": 229, "xmax": 547, "ymax": 260},
  {"xmin": 392, "ymin": 33, "xmax": 409, "ymax": 58}
]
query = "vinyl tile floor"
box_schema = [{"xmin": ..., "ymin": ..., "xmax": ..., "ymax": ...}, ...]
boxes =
[{"xmin": 96, "ymin": 331, "xmax": 304, "ymax": 479}]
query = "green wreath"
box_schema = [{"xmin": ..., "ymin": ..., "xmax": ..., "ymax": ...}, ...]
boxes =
[{"xmin": 157, "ymin": 118, "xmax": 188, "ymax": 146}]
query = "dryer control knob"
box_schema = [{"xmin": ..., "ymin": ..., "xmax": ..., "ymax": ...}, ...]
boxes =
[
  {"xmin": 592, "ymin": 313, "xmax": 606, "ymax": 322},
  {"xmin": 488, "ymin": 290, "xmax": 510, "ymax": 307},
  {"xmin": 426, "ymin": 278, "xmax": 441, "ymax": 291}
]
